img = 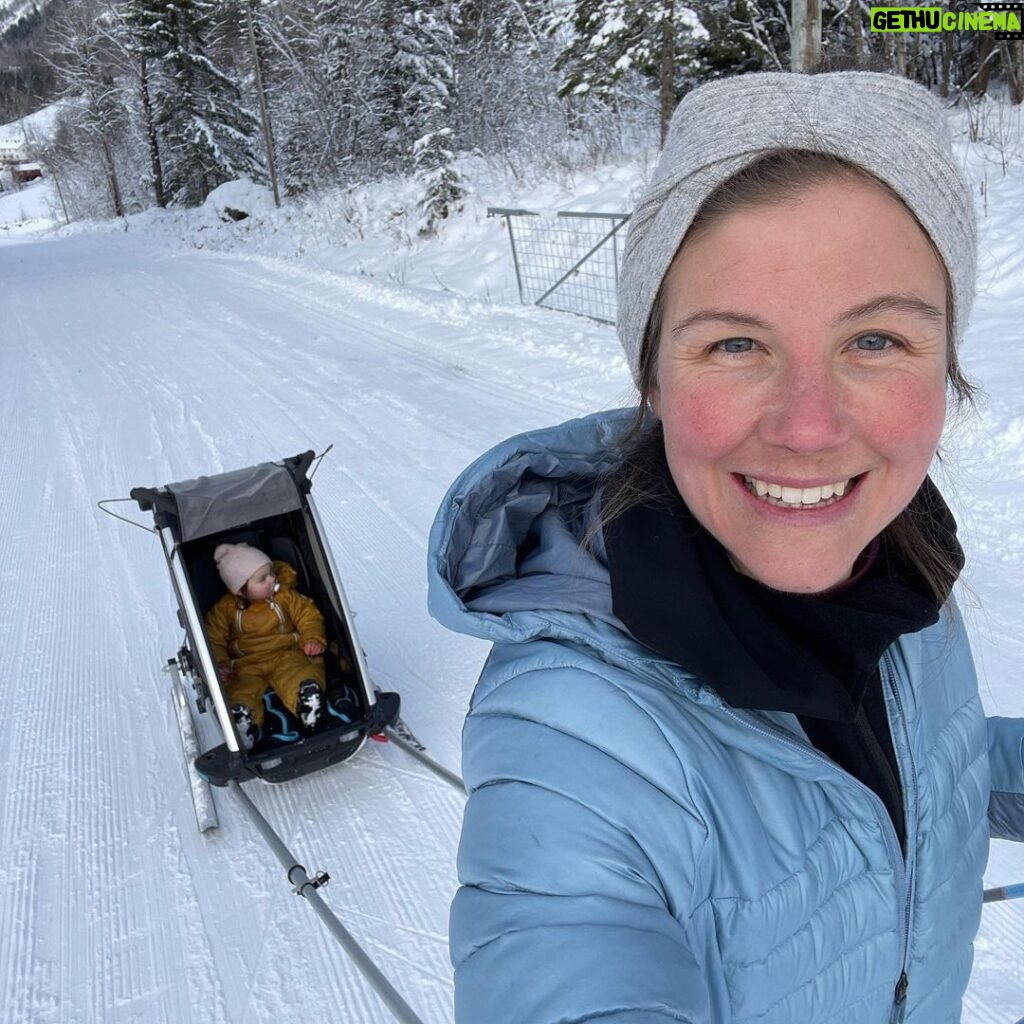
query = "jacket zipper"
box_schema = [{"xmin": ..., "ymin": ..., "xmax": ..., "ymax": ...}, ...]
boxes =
[
  {"xmin": 716, "ymin": 650, "xmax": 916, "ymax": 1023},
  {"xmin": 880, "ymin": 653, "xmax": 917, "ymax": 1024}
]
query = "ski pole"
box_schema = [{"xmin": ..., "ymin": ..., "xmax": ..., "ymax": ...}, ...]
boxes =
[
  {"xmin": 229, "ymin": 781, "xmax": 427, "ymax": 1024},
  {"xmin": 983, "ymin": 882, "xmax": 1024, "ymax": 904},
  {"xmin": 384, "ymin": 721, "xmax": 464, "ymax": 793}
]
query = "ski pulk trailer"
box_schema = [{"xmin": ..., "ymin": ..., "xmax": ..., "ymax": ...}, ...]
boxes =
[
  {"xmin": 127, "ymin": 449, "xmax": 401, "ymax": 790},
  {"xmin": 101, "ymin": 450, "xmax": 463, "ymax": 1024}
]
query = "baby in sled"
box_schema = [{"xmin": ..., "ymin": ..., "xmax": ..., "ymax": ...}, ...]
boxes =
[{"xmin": 205, "ymin": 541, "xmax": 327, "ymax": 750}]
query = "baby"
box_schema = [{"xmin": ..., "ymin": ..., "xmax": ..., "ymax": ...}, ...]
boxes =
[{"xmin": 204, "ymin": 541, "xmax": 327, "ymax": 750}]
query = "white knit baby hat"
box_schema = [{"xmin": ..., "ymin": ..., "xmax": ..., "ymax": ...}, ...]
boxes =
[{"xmin": 214, "ymin": 542, "xmax": 271, "ymax": 595}]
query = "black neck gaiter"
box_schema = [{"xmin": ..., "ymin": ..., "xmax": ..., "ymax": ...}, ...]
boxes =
[{"xmin": 603, "ymin": 455, "xmax": 960, "ymax": 721}]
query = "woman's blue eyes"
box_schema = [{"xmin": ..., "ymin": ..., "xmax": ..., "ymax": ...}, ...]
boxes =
[
  {"xmin": 711, "ymin": 333, "xmax": 897, "ymax": 355},
  {"xmin": 853, "ymin": 333, "xmax": 895, "ymax": 352},
  {"xmin": 714, "ymin": 338, "xmax": 757, "ymax": 354}
]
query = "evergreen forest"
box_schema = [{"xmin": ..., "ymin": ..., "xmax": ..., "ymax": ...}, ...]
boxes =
[{"xmin": 1, "ymin": 0, "xmax": 1021, "ymax": 226}]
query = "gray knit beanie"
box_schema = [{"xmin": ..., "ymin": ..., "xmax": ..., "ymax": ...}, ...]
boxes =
[{"xmin": 617, "ymin": 71, "xmax": 977, "ymax": 385}]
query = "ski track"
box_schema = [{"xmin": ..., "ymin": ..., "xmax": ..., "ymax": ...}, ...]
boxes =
[
  {"xmin": 24, "ymin": 300, "xmax": 231, "ymax": 1024},
  {"xmin": 0, "ymin": 237, "xmax": 476, "ymax": 1024},
  {"xmin": 2, "ymin": 231, "xmax": 1022, "ymax": 1023}
]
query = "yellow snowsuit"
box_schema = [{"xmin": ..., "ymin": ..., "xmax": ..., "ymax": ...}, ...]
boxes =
[{"xmin": 204, "ymin": 560, "xmax": 327, "ymax": 727}]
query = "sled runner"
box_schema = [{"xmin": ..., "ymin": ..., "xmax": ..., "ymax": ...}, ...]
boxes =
[{"xmin": 127, "ymin": 450, "xmax": 401, "ymax": 787}]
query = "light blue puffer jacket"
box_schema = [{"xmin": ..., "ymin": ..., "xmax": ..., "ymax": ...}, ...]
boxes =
[{"xmin": 428, "ymin": 410, "xmax": 1024, "ymax": 1024}]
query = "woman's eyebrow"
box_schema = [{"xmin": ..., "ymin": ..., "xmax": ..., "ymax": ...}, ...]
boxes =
[
  {"xmin": 668, "ymin": 309, "xmax": 772, "ymax": 336},
  {"xmin": 668, "ymin": 295, "xmax": 945, "ymax": 337},
  {"xmin": 833, "ymin": 294, "xmax": 945, "ymax": 325}
]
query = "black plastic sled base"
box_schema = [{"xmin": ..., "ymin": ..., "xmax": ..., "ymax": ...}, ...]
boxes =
[{"xmin": 195, "ymin": 691, "xmax": 401, "ymax": 786}]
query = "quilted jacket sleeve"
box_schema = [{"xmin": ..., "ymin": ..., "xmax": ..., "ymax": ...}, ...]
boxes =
[
  {"xmin": 453, "ymin": 659, "xmax": 711, "ymax": 1024},
  {"xmin": 986, "ymin": 716, "xmax": 1024, "ymax": 841}
]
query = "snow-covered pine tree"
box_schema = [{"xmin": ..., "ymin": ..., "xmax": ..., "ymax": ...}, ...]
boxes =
[
  {"xmin": 550, "ymin": 0, "xmax": 707, "ymax": 142},
  {"xmin": 454, "ymin": 0, "xmax": 559, "ymax": 162},
  {"xmin": 394, "ymin": 0, "xmax": 465, "ymax": 235},
  {"xmin": 124, "ymin": 0, "xmax": 264, "ymax": 206},
  {"xmin": 458, "ymin": 0, "xmax": 548, "ymax": 49},
  {"xmin": 696, "ymin": 0, "xmax": 788, "ymax": 76},
  {"xmin": 120, "ymin": 0, "xmax": 171, "ymax": 206}
]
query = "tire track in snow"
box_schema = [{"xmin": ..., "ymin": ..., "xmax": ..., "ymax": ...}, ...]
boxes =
[
  {"xmin": 129, "ymin": 266, "xmax": 488, "ymax": 549},
  {"xmin": 0, "ymin": 308, "xmax": 110, "ymax": 1021},
  {"xmin": 207, "ymin": 255, "xmax": 619, "ymax": 415},
  {"xmin": 44, "ymin": 365, "xmax": 191, "ymax": 1024},
  {"xmin": 179, "ymin": 254, "xmax": 607, "ymax": 448}
]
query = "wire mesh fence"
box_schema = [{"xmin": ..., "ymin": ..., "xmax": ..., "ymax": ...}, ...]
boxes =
[{"xmin": 489, "ymin": 207, "xmax": 630, "ymax": 325}]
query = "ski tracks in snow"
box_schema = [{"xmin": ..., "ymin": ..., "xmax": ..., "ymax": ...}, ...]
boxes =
[
  {"xmin": 4, "ymin": 263, "xmax": 236, "ymax": 1022},
  {"xmin": 1, "ymin": 234, "xmax": 538, "ymax": 1024}
]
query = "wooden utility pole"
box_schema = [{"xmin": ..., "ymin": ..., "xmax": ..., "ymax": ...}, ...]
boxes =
[
  {"xmin": 791, "ymin": 0, "xmax": 822, "ymax": 71},
  {"xmin": 246, "ymin": 0, "xmax": 281, "ymax": 207}
]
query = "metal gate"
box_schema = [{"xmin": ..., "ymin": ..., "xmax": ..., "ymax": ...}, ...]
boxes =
[{"xmin": 488, "ymin": 207, "xmax": 630, "ymax": 325}]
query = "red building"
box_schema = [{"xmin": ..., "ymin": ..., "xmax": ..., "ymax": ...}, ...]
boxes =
[{"xmin": 12, "ymin": 163, "xmax": 42, "ymax": 184}]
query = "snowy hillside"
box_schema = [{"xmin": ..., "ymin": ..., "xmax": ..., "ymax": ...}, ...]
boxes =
[{"xmin": 1, "ymin": 108, "xmax": 1023, "ymax": 1023}]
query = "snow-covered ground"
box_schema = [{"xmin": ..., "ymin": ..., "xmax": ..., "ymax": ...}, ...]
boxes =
[
  {"xmin": 1, "ymin": 104, "xmax": 1022, "ymax": 1023},
  {"xmin": 0, "ymin": 176, "xmax": 57, "ymax": 242}
]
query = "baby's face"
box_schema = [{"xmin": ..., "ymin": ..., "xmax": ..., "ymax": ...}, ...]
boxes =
[{"xmin": 244, "ymin": 564, "xmax": 276, "ymax": 601}]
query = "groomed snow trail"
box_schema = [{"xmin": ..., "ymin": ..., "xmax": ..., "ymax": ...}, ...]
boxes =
[
  {"xmin": 1, "ymin": 229, "xmax": 1022, "ymax": 1023},
  {"xmin": 0, "ymin": 232, "xmax": 627, "ymax": 1024}
]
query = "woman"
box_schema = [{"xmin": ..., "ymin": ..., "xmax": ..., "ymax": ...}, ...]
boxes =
[{"xmin": 428, "ymin": 72, "xmax": 1024, "ymax": 1024}]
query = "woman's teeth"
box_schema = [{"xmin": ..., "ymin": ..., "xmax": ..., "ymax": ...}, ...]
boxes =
[{"xmin": 744, "ymin": 476, "xmax": 853, "ymax": 508}]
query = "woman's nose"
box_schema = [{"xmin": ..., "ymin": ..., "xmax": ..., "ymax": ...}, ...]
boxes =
[{"xmin": 757, "ymin": 362, "xmax": 853, "ymax": 453}]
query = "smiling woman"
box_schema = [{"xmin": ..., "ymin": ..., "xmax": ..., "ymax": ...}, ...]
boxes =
[
  {"xmin": 650, "ymin": 171, "xmax": 950, "ymax": 594},
  {"xmin": 428, "ymin": 71, "xmax": 1024, "ymax": 1024},
  {"xmin": 613, "ymin": 148, "xmax": 975, "ymax": 602}
]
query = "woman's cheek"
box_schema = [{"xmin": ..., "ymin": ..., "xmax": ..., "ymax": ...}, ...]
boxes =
[
  {"xmin": 865, "ymin": 374, "xmax": 947, "ymax": 459},
  {"xmin": 660, "ymin": 377, "xmax": 749, "ymax": 460}
]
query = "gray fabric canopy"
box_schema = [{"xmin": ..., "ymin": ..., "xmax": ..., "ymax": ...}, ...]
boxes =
[{"xmin": 167, "ymin": 462, "xmax": 303, "ymax": 541}]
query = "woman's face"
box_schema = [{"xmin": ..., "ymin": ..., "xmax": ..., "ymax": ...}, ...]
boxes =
[{"xmin": 650, "ymin": 176, "xmax": 949, "ymax": 593}]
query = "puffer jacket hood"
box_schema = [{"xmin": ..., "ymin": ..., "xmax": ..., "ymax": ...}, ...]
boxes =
[{"xmin": 429, "ymin": 408, "xmax": 637, "ymax": 649}]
